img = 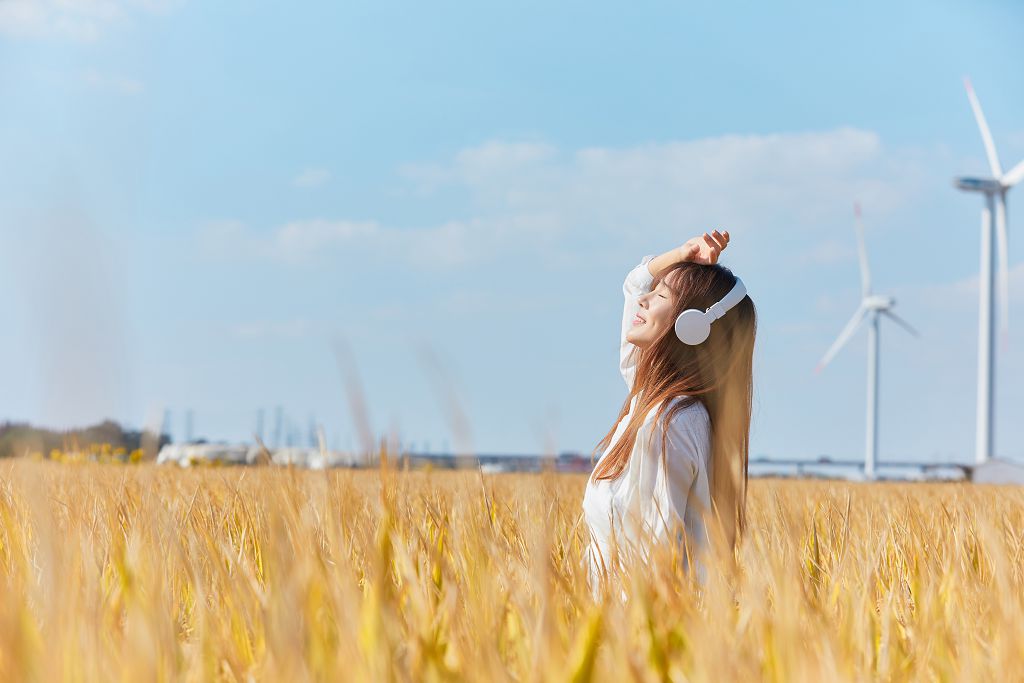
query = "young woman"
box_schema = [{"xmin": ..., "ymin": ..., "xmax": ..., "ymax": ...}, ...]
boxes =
[{"xmin": 581, "ymin": 229, "xmax": 756, "ymax": 596}]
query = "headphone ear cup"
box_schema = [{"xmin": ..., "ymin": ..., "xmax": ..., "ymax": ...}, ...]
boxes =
[{"xmin": 675, "ymin": 309, "xmax": 711, "ymax": 345}]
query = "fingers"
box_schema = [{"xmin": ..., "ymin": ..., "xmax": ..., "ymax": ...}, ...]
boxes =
[
  {"xmin": 701, "ymin": 234, "xmax": 719, "ymax": 264},
  {"xmin": 700, "ymin": 230, "xmax": 729, "ymax": 264},
  {"xmin": 703, "ymin": 232, "xmax": 722, "ymax": 255},
  {"xmin": 687, "ymin": 229, "xmax": 730, "ymax": 265}
]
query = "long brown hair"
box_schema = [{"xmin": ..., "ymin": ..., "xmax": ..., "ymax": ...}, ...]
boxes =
[{"xmin": 590, "ymin": 260, "xmax": 757, "ymax": 552}]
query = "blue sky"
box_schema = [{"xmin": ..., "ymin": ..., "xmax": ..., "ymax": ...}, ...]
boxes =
[{"xmin": 1, "ymin": 0, "xmax": 1022, "ymax": 461}]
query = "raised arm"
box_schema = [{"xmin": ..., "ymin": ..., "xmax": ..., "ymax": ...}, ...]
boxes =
[
  {"xmin": 619, "ymin": 247, "xmax": 693, "ymax": 389},
  {"xmin": 619, "ymin": 254, "xmax": 656, "ymax": 390},
  {"xmin": 618, "ymin": 231, "xmax": 731, "ymax": 390}
]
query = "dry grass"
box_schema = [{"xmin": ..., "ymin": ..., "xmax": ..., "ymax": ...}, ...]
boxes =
[{"xmin": 1, "ymin": 459, "xmax": 1023, "ymax": 682}]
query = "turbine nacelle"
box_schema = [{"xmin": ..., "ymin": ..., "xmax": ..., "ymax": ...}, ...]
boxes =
[
  {"xmin": 864, "ymin": 294, "xmax": 895, "ymax": 311},
  {"xmin": 954, "ymin": 176, "xmax": 1003, "ymax": 193}
]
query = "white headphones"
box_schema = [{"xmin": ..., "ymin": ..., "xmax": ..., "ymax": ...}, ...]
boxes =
[{"xmin": 673, "ymin": 276, "xmax": 747, "ymax": 345}]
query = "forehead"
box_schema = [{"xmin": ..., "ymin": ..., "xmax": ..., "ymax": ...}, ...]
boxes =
[{"xmin": 652, "ymin": 270, "xmax": 681, "ymax": 290}]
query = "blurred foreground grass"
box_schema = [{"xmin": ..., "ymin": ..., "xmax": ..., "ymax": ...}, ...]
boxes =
[{"xmin": 1, "ymin": 460, "xmax": 1023, "ymax": 682}]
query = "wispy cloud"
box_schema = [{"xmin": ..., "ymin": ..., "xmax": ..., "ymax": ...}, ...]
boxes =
[
  {"xmin": 201, "ymin": 127, "xmax": 945, "ymax": 272},
  {"xmin": 394, "ymin": 127, "xmax": 936, "ymax": 257},
  {"xmin": 82, "ymin": 67, "xmax": 143, "ymax": 94},
  {"xmin": 198, "ymin": 212, "xmax": 563, "ymax": 270},
  {"xmin": 275, "ymin": 219, "xmax": 377, "ymax": 261},
  {"xmin": 198, "ymin": 218, "xmax": 379, "ymax": 266},
  {"xmin": 0, "ymin": 0, "xmax": 179, "ymax": 42},
  {"xmin": 291, "ymin": 167, "xmax": 331, "ymax": 189},
  {"xmin": 225, "ymin": 291, "xmax": 497, "ymax": 342},
  {"xmin": 398, "ymin": 140, "xmax": 558, "ymax": 196}
]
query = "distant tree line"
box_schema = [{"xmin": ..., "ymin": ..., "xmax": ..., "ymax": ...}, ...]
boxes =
[{"xmin": 0, "ymin": 420, "xmax": 171, "ymax": 459}]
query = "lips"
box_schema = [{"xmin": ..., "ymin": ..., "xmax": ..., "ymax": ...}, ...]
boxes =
[{"xmin": 633, "ymin": 314, "xmax": 646, "ymax": 324}]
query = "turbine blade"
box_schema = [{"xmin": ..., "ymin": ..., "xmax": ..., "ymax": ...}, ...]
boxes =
[
  {"xmin": 881, "ymin": 309, "xmax": 919, "ymax": 338},
  {"xmin": 964, "ymin": 77, "xmax": 1003, "ymax": 177},
  {"xmin": 815, "ymin": 304, "xmax": 868, "ymax": 374},
  {"xmin": 1004, "ymin": 158, "xmax": 1024, "ymax": 188},
  {"xmin": 995, "ymin": 193, "xmax": 1010, "ymax": 336},
  {"xmin": 853, "ymin": 201, "xmax": 872, "ymax": 296}
]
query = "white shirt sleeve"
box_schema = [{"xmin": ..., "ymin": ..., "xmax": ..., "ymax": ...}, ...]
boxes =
[{"xmin": 620, "ymin": 254, "xmax": 656, "ymax": 390}]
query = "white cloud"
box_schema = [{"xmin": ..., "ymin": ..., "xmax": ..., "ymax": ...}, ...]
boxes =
[
  {"xmin": 398, "ymin": 140, "xmax": 557, "ymax": 196},
  {"xmin": 201, "ymin": 127, "xmax": 947, "ymax": 273},
  {"xmin": 224, "ymin": 286, "xmax": 560, "ymax": 343},
  {"xmin": 275, "ymin": 219, "xmax": 377, "ymax": 261},
  {"xmin": 198, "ymin": 218, "xmax": 379, "ymax": 266},
  {"xmin": 198, "ymin": 211, "xmax": 565, "ymax": 271},
  {"xmin": 0, "ymin": 0, "xmax": 178, "ymax": 42},
  {"xmin": 292, "ymin": 167, "xmax": 331, "ymax": 188},
  {"xmin": 396, "ymin": 127, "xmax": 935, "ymax": 250}
]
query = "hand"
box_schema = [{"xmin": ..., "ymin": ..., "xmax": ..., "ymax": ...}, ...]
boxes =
[{"xmin": 678, "ymin": 229, "xmax": 729, "ymax": 265}]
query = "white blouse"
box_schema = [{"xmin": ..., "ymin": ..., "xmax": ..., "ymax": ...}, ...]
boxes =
[{"xmin": 581, "ymin": 254, "xmax": 713, "ymax": 595}]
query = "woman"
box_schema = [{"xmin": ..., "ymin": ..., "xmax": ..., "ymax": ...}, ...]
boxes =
[{"xmin": 581, "ymin": 229, "xmax": 756, "ymax": 597}]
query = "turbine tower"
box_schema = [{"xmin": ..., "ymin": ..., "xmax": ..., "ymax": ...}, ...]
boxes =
[
  {"xmin": 815, "ymin": 202, "xmax": 919, "ymax": 480},
  {"xmin": 954, "ymin": 76, "xmax": 1022, "ymax": 465}
]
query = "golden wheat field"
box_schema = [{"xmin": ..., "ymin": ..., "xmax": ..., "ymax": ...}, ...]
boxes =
[{"xmin": 1, "ymin": 459, "xmax": 1023, "ymax": 682}]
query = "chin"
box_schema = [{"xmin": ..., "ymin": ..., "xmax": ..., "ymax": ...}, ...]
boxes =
[{"xmin": 627, "ymin": 333, "xmax": 649, "ymax": 348}]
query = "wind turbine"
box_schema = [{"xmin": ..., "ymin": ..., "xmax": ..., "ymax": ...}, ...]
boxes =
[
  {"xmin": 954, "ymin": 76, "xmax": 1022, "ymax": 466},
  {"xmin": 814, "ymin": 202, "xmax": 919, "ymax": 480}
]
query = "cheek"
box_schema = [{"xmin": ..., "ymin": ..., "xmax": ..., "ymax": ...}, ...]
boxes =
[{"xmin": 651, "ymin": 301, "xmax": 675, "ymax": 327}]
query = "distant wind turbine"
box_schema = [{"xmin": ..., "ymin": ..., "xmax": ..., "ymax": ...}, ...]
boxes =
[
  {"xmin": 814, "ymin": 202, "xmax": 919, "ymax": 480},
  {"xmin": 953, "ymin": 76, "xmax": 1022, "ymax": 465}
]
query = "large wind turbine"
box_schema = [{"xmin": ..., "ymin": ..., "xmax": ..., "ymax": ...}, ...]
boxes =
[
  {"xmin": 814, "ymin": 202, "xmax": 919, "ymax": 480},
  {"xmin": 954, "ymin": 76, "xmax": 1023, "ymax": 466}
]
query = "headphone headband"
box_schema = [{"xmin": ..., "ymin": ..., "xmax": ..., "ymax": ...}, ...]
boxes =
[{"xmin": 673, "ymin": 276, "xmax": 747, "ymax": 345}]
